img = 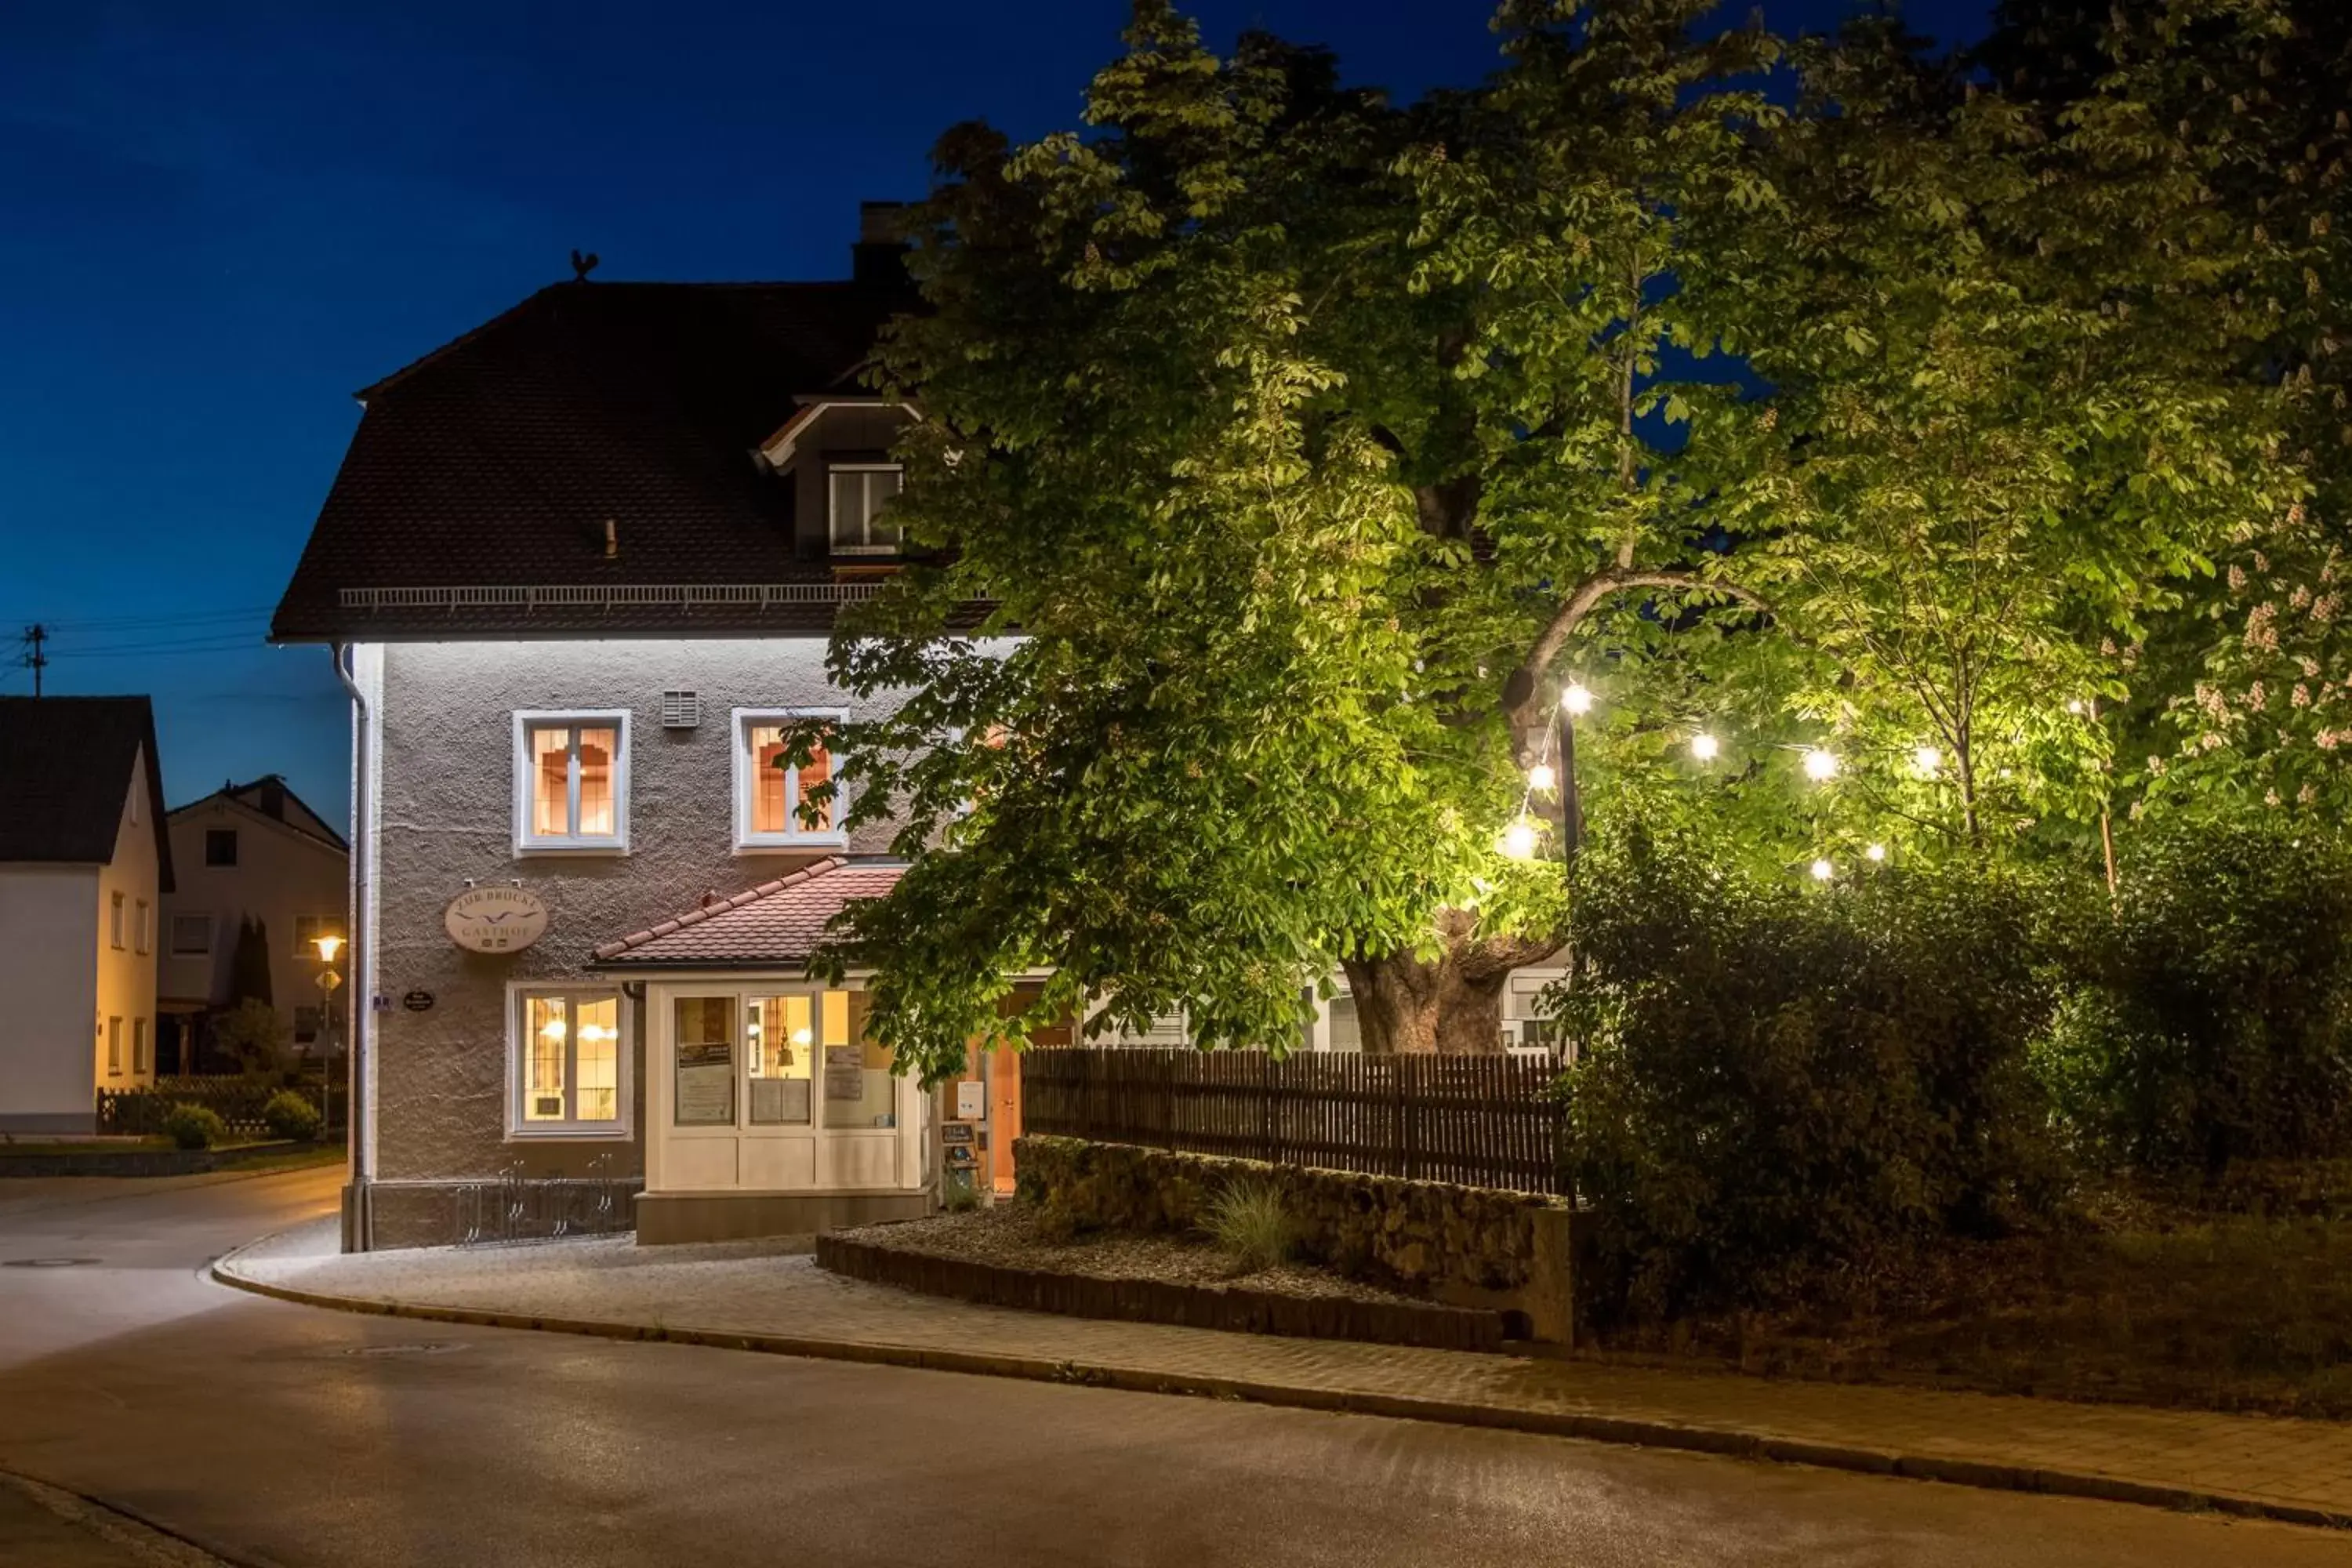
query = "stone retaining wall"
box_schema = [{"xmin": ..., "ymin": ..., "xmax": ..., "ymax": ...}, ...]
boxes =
[{"xmin": 1014, "ymin": 1134, "xmax": 1578, "ymax": 1342}]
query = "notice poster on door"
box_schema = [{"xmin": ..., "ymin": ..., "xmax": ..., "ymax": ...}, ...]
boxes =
[
  {"xmin": 824, "ymin": 1045, "xmax": 866, "ymax": 1102},
  {"xmin": 676, "ymin": 1041, "xmax": 735, "ymax": 1126}
]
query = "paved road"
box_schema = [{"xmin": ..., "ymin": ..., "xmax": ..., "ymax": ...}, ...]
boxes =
[{"xmin": 1, "ymin": 1170, "xmax": 2346, "ymax": 1568}]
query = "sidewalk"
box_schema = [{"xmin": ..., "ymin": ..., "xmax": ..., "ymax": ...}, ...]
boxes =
[{"xmin": 217, "ymin": 1221, "xmax": 2352, "ymax": 1530}]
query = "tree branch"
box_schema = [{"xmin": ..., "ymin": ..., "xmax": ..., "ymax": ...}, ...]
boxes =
[{"xmin": 1505, "ymin": 567, "xmax": 1773, "ymax": 724}]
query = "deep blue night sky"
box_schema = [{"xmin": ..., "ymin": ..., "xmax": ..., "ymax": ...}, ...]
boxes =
[{"xmin": 0, "ymin": 0, "xmax": 1992, "ymax": 829}]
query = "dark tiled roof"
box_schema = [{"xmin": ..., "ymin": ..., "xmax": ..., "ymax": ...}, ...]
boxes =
[
  {"xmin": 171, "ymin": 774, "xmax": 348, "ymax": 852},
  {"xmin": 271, "ymin": 280, "xmax": 902, "ymax": 641},
  {"xmin": 0, "ymin": 697, "xmax": 174, "ymax": 889},
  {"xmin": 590, "ymin": 857, "xmax": 904, "ymax": 968}
]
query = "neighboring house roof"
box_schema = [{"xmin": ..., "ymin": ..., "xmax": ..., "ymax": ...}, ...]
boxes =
[
  {"xmin": 270, "ymin": 278, "xmax": 906, "ymax": 643},
  {"xmin": 170, "ymin": 774, "xmax": 348, "ymax": 852},
  {"xmin": 0, "ymin": 696, "xmax": 174, "ymax": 891},
  {"xmin": 589, "ymin": 857, "xmax": 904, "ymax": 968}
]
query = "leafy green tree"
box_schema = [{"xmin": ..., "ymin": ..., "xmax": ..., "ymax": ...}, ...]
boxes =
[
  {"xmin": 1726, "ymin": 11, "xmax": 2300, "ymax": 873},
  {"xmin": 815, "ymin": 0, "xmax": 1788, "ymax": 1073}
]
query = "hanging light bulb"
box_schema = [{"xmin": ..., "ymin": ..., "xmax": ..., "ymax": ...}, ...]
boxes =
[
  {"xmin": 1810, "ymin": 858, "xmax": 1835, "ymax": 881},
  {"xmin": 1527, "ymin": 762, "xmax": 1557, "ymax": 792},
  {"xmin": 1502, "ymin": 820, "xmax": 1540, "ymax": 860},
  {"xmin": 1865, "ymin": 843, "xmax": 1887, "ymax": 862},
  {"xmin": 1914, "ymin": 745, "xmax": 1943, "ymax": 778},
  {"xmin": 1803, "ymin": 748, "xmax": 1839, "ymax": 782},
  {"xmin": 2065, "ymin": 698, "xmax": 2085, "ymax": 715},
  {"xmin": 1690, "ymin": 733, "xmax": 1720, "ymax": 763},
  {"xmin": 1560, "ymin": 683, "xmax": 1594, "ymax": 717}
]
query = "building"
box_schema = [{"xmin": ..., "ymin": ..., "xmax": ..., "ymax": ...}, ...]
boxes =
[
  {"xmin": 0, "ymin": 696, "xmax": 174, "ymax": 1132},
  {"xmin": 158, "ymin": 775, "xmax": 350, "ymax": 1074},
  {"xmin": 272, "ymin": 205, "xmax": 973, "ymax": 1247}
]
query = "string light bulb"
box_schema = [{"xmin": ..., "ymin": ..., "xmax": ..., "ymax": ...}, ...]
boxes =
[
  {"xmin": 2065, "ymin": 699, "xmax": 2085, "ymax": 715},
  {"xmin": 1560, "ymin": 683, "xmax": 1594, "ymax": 717},
  {"xmin": 1690, "ymin": 733, "xmax": 1720, "ymax": 763},
  {"xmin": 1810, "ymin": 858, "xmax": 1835, "ymax": 881},
  {"xmin": 1502, "ymin": 820, "xmax": 1540, "ymax": 860},
  {"xmin": 1527, "ymin": 762, "xmax": 1557, "ymax": 792},
  {"xmin": 1914, "ymin": 745, "xmax": 1943, "ymax": 778},
  {"xmin": 1865, "ymin": 843, "xmax": 1886, "ymax": 862},
  {"xmin": 1803, "ymin": 748, "xmax": 1839, "ymax": 782}
]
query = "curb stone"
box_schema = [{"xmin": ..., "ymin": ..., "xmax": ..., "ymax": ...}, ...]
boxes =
[{"xmin": 208, "ymin": 1230, "xmax": 2352, "ymax": 1534}]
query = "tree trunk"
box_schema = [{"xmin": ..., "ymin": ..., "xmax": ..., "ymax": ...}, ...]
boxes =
[{"xmin": 1343, "ymin": 910, "xmax": 1555, "ymax": 1055}]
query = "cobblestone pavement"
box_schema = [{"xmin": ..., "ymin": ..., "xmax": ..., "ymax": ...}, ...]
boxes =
[{"xmin": 220, "ymin": 1219, "xmax": 2352, "ymax": 1526}]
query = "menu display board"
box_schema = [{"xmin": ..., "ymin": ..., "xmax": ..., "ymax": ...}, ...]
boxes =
[
  {"xmin": 675, "ymin": 1041, "xmax": 735, "ymax": 1126},
  {"xmin": 824, "ymin": 1045, "xmax": 866, "ymax": 1102},
  {"xmin": 750, "ymin": 1076, "xmax": 811, "ymax": 1125}
]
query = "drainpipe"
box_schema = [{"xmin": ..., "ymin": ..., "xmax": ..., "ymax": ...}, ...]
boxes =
[{"xmin": 331, "ymin": 644, "xmax": 375, "ymax": 1250}]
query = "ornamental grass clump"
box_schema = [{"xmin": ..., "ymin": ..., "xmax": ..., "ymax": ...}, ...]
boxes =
[{"xmin": 1205, "ymin": 1179, "xmax": 1298, "ymax": 1275}]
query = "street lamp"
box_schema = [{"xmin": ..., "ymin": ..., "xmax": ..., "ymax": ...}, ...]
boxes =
[{"xmin": 314, "ymin": 934, "xmax": 344, "ymax": 1128}]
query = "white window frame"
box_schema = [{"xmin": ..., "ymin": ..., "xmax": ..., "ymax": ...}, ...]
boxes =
[
  {"xmin": 132, "ymin": 1017, "xmax": 147, "ymax": 1074},
  {"xmin": 107, "ymin": 1016, "xmax": 122, "ymax": 1076},
  {"xmin": 169, "ymin": 913, "xmax": 215, "ymax": 956},
  {"xmin": 504, "ymin": 981, "xmax": 634, "ymax": 1140},
  {"xmin": 109, "ymin": 892, "xmax": 125, "ymax": 949},
  {"xmin": 732, "ymin": 708, "xmax": 849, "ymax": 851},
  {"xmin": 826, "ymin": 463, "xmax": 904, "ymax": 555},
  {"xmin": 512, "ymin": 710, "xmax": 632, "ymax": 855},
  {"xmin": 136, "ymin": 900, "xmax": 152, "ymax": 956}
]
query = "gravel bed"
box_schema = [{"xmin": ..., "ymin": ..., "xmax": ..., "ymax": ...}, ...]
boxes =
[{"xmin": 840, "ymin": 1203, "xmax": 1427, "ymax": 1308}]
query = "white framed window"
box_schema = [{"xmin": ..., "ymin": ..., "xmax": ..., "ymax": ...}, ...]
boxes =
[
  {"xmin": 135, "ymin": 900, "xmax": 152, "ymax": 956},
  {"xmin": 732, "ymin": 708, "xmax": 848, "ymax": 851},
  {"xmin": 107, "ymin": 1017, "xmax": 122, "ymax": 1075},
  {"xmin": 513, "ymin": 712, "xmax": 630, "ymax": 854},
  {"xmin": 169, "ymin": 913, "xmax": 214, "ymax": 956},
  {"xmin": 506, "ymin": 983, "xmax": 631, "ymax": 1138},
  {"xmin": 132, "ymin": 1018, "xmax": 147, "ymax": 1074},
  {"xmin": 109, "ymin": 891, "xmax": 125, "ymax": 949},
  {"xmin": 827, "ymin": 463, "xmax": 903, "ymax": 554}
]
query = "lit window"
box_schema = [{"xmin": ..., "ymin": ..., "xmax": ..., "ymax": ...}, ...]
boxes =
[
  {"xmin": 169, "ymin": 913, "xmax": 214, "ymax": 956},
  {"xmin": 828, "ymin": 464, "xmax": 904, "ymax": 554},
  {"xmin": 734, "ymin": 710, "xmax": 847, "ymax": 849},
  {"xmin": 109, "ymin": 892, "xmax": 125, "ymax": 949},
  {"xmin": 512, "ymin": 989, "xmax": 626, "ymax": 1135},
  {"xmin": 514, "ymin": 713, "xmax": 630, "ymax": 852}
]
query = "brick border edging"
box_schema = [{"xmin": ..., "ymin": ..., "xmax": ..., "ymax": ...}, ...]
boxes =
[
  {"xmin": 813, "ymin": 1232, "xmax": 1506, "ymax": 1352},
  {"xmin": 207, "ymin": 1234, "xmax": 2352, "ymax": 1534}
]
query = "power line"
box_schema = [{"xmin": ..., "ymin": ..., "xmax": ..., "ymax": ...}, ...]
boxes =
[
  {"xmin": 49, "ymin": 632, "xmax": 266, "ymax": 656},
  {"xmin": 0, "ymin": 604, "xmax": 278, "ymax": 633},
  {"xmin": 50, "ymin": 643, "xmax": 271, "ymax": 661},
  {"xmin": 19, "ymin": 625, "xmax": 46, "ymax": 696}
]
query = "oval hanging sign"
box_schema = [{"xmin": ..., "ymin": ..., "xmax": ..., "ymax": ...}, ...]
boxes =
[{"xmin": 444, "ymin": 887, "xmax": 550, "ymax": 954}]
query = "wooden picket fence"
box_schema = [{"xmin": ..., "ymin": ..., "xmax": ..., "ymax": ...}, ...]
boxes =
[
  {"xmin": 1020, "ymin": 1048, "xmax": 1567, "ymax": 1196},
  {"xmin": 96, "ymin": 1076, "xmax": 344, "ymax": 1139}
]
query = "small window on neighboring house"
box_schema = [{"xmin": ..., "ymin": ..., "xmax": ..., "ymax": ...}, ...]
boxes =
[
  {"xmin": 132, "ymin": 1018, "xmax": 147, "ymax": 1074},
  {"xmin": 205, "ymin": 829, "xmax": 238, "ymax": 866},
  {"xmin": 135, "ymin": 900, "xmax": 151, "ymax": 955},
  {"xmin": 734, "ymin": 710, "xmax": 848, "ymax": 850},
  {"xmin": 827, "ymin": 464, "xmax": 903, "ymax": 554},
  {"xmin": 170, "ymin": 914, "xmax": 214, "ymax": 956},
  {"xmin": 109, "ymin": 892, "xmax": 125, "ymax": 949},
  {"xmin": 107, "ymin": 1017, "xmax": 122, "ymax": 1075},
  {"xmin": 511, "ymin": 989, "xmax": 627, "ymax": 1136},
  {"xmin": 514, "ymin": 713, "xmax": 630, "ymax": 852}
]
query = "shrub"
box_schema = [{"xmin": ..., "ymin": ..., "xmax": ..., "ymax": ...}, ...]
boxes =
[
  {"xmin": 1558, "ymin": 828, "xmax": 2065, "ymax": 1323},
  {"xmin": 211, "ymin": 998, "xmax": 286, "ymax": 1079},
  {"xmin": 262, "ymin": 1089, "xmax": 325, "ymax": 1144},
  {"xmin": 162, "ymin": 1102, "xmax": 230, "ymax": 1151},
  {"xmin": 1203, "ymin": 1179, "xmax": 1298, "ymax": 1274},
  {"xmin": 2043, "ymin": 822, "xmax": 2352, "ymax": 1171}
]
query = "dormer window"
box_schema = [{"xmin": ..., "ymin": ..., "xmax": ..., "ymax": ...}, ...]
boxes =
[{"xmin": 829, "ymin": 464, "xmax": 903, "ymax": 555}]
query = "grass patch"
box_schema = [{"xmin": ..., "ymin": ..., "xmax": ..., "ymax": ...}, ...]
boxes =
[
  {"xmin": 1203, "ymin": 1180, "xmax": 1298, "ymax": 1276},
  {"xmin": 1587, "ymin": 1185, "xmax": 2352, "ymax": 1418}
]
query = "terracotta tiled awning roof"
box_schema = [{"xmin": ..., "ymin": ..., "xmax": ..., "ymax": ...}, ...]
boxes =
[{"xmin": 589, "ymin": 857, "xmax": 904, "ymax": 968}]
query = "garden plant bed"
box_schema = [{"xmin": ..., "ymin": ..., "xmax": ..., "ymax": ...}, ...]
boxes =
[
  {"xmin": 818, "ymin": 1203, "xmax": 1511, "ymax": 1352},
  {"xmin": 1584, "ymin": 1194, "xmax": 2352, "ymax": 1420}
]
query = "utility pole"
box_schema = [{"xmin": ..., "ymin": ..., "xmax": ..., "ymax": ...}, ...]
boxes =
[{"xmin": 19, "ymin": 624, "xmax": 46, "ymax": 697}]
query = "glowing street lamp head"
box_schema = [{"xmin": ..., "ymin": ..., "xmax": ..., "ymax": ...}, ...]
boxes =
[
  {"xmin": 1865, "ymin": 842, "xmax": 1887, "ymax": 862},
  {"xmin": 1526, "ymin": 762, "xmax": 1557, "ymax": 793},
  {"xmin": 1502, "ymin": 820, "xmax": 1540, "ymax": 860},
  {"xmin": 1810, "ymin": 858, "xmax": 1835, "ymax": 882},
  {"xmin": 1802, "ymin": 748, "xmax": 1838, "ymax": 782},
  {"xmin": 1690, "ymin": 732, "xmax": 1720, "ymax": 763},
  {"xmin": 1559, "ymin": 682, "xmax": 1594, "ymax": 717},
  {"xmin": 314, "ymin": 934, "xmax": 343, "ymax": 963},
  {"xmin": 1913, "ymin": 745, "xmax": 1943, "ymax": 778}
]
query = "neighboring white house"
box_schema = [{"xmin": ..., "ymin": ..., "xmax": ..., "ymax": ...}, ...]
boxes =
[
  {"xmin": 158, "ymin": 775, "xmax": 350, "ymax": 1073},
  {"xmin": 0, "ymin": 696, "xmax": 173, "ymax": 1133}
]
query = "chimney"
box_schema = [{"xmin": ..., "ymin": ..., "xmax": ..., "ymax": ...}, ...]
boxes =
[
  {"xmin": 852, "ymin": 201, "xmax": 912, "ymax": 288},
  {"xmin": 259, "ymin": 776, "xmax": 287, "ymax": 821}
]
